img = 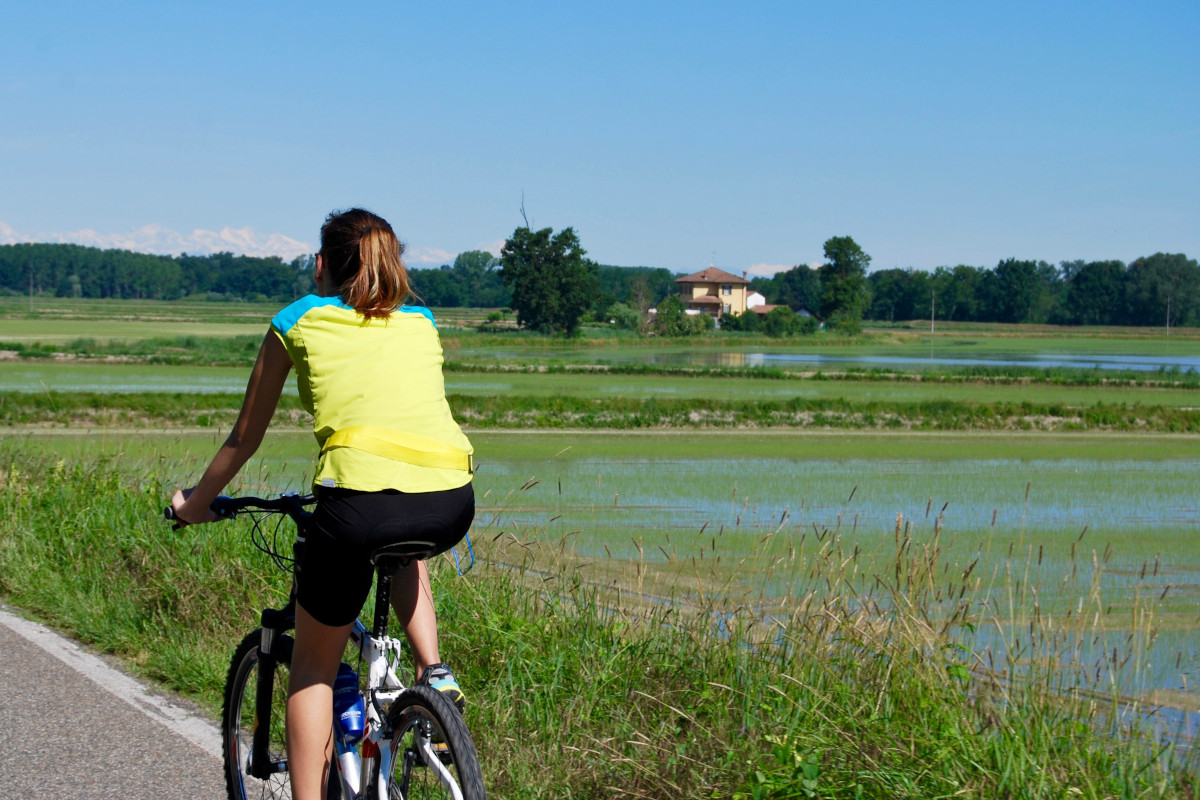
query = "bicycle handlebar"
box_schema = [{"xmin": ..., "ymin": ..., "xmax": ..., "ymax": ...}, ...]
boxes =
[{"xmin": 163, "ymin": 493, "xmax": 317, "ymax": 529}]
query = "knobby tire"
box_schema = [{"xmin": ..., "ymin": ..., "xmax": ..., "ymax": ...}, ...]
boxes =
[
  {"xmin": 222, "ymin": 630, "xmax": 339, "ymax": 800},
  {"xmin": 383, "ymin": 685, "xmax": 486, "ymax": 800}
]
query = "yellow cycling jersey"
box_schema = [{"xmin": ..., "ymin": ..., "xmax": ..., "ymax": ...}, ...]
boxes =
[{"xmin": 270, "ymin": 295, "xmax": 473, "ymax": 493}]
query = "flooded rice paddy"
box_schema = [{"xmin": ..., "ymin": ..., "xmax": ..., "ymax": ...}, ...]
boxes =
[
  {"xmin": 456, "ymin": 342, "xmax": 1200, "ymax": 373},
  {"xmin": 470, "ymin": 444, "xmax": 1199, "ymax": 708},
  {"xmin": 5, "ymin": 361, "xmax": 1199, "ymax": 407},
  {"xmin": 4, "ymin": 427, "xmax": 1197, "ymax": 721}
]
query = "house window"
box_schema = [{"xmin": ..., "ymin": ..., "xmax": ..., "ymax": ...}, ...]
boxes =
[
  {"xmin": 722, "ymin": 303, "xmax": 731, "ymax": 315},
  {"xmin": 722, "ymin": 284, "xmax": 732, "ymax": 296}
]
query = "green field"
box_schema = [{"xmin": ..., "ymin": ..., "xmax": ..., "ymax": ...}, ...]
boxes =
[
  {"xmin": 4, "ymin": 446, "xmax": 1194, "ymax": 798},
  {"xmin": 0, "ymin": 296, "xmax": 493, "ymax": 343},
  {"xmin": 6, "ymin": 360, "xmax": 1200, "ymax": 407},
  {"xmin": 6, "ymin": 428, "xmax": 1197, "ymax": 683},
  {"xmin": 2, "ymin": 299, "xmax": 1198, "ymax": 798}
]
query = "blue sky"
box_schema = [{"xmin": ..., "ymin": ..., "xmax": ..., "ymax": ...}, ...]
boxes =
[{"xmin": 1, "ymin": 1, "xmax": 1196, "ymax": 274}]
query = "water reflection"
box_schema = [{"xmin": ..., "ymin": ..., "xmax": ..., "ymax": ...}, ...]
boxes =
[
  {"xmin": 653, "ymin": 351, "xmax": 1200, "ymax": 372},
  {"xmin": 455, "ymin": 347, "xmax": 1200, "ymax": 372}
]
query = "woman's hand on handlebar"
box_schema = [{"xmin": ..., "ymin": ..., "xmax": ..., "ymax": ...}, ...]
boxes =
[{"xmin": 170, "ymin": 488, "xmax": 219, "ymax": 527}]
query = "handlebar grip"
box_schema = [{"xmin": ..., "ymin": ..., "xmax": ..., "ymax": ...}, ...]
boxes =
[{"xmin": 163, "ymin": 496, "xmax": 238, "ymax": 529}]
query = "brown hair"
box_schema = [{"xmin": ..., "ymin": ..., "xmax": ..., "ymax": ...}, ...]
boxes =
[{"xmin": 319, "ymin": 208, "xmax": 409, "ymax": 320}]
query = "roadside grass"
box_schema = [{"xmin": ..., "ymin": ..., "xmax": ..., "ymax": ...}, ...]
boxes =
[{"xmin": 0, "ymin": 453, "xmax": 1195, "ymax": 799}]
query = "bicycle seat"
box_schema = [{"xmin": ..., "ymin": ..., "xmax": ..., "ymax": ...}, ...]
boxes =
[{"xmin": 369, "ymin": 540, "xmax": 440, "ymax": 566}]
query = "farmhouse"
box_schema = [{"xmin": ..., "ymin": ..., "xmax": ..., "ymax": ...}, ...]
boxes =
[
  {"xmin": 746, "ymin": 291, "xmax": 782, "ymax": 315},
  {"xmin": 676, "ymin": 267, "xmax": 751, "ymax": 319},
  {"xmin": 747, "ymin": 291, "xmax": 819, "ymax": 319}
]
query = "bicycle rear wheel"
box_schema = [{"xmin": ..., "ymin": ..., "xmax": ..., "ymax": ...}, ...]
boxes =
[
  {"xmin": 223, "ymin": 630, "xmax": 340, "ymax": 800},
  {"xmin": 383, "ymin": 685, "xmax": 486, "ymax": 800}
]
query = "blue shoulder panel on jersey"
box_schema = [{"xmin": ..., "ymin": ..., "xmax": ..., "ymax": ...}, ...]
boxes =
[
  {"xmin": 398, "ymin": 305, "xmax": 437, "ymax": 328},
  {"xmin": 271, "ymin": 295, "xmax": 352, "ymax": 336}
]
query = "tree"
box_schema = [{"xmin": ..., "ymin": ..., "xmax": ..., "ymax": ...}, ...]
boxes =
[
  {"xmin": 1126, "ymin": 253, "xmax": 1200, "ymax": 328},
  {"xmin": 451, "ymin": 250, "xmax": 509, "ymax": 307},
  {"xmin": 775, "ymin": 264, "xmax": 822, "ymax": 313},
  {"xmin": 651, "ymin": 296, "xmax": 712, "ymax": 336},
  {"xmin": 499, "ymin": 226, "xmax": 599, "ymax": 335},
  {"xmin": 1057, "ymin": 260, "xmax": 1127, "ymax": 325},
  {"xmin": 604, "ymin": 301, "xmax": 641, "ymax": 330},
  {"xmin": 651, "ymin": 296, "xmax": 687, "ymax": 335},
  {"xmin": 930, "ymin": 265, "xmax": 987, "ymax": 322},
  {"xmin": 985, "ymin": 259, "xmax": 1061, "ymax": 323},
  {"xmin": 818, "ymin": 236, "xmax": 871, "ymax": 334},
  {"xmin": 762, "ymin": 307, "xmax": 798, "ymax": 337},
  {"xmin": 867, "ymin": 268, "xmax": 932, "ymax": 322}
]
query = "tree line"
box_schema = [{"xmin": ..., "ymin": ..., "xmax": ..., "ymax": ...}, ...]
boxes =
[
  {"xmin": 752, "ymin": 252, "xmax": 1200, "ymax": 328},
  {"xmin": 4, "ymin": 240, "xmax": 1196, "ymax": 330},
  {"xmin": 0, "ymin": 243, "xmax": 316, "ymax": 302},
  {"xmin": 406, "ymin": 247, "xmax": 677, "ymax": 322},
  {"xmin": 0, "ymin": 242, "xmax": 676, "ymax": 315}
]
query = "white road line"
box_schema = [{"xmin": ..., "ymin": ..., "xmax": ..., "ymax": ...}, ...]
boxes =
[{"xmin": 0, "ymin": 606, "xmax": 222, "ymax": 761}]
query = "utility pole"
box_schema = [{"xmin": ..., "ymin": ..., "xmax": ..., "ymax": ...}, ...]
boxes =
[{"xmin": 930, "ymin": 289, "xmax": 935, "ymax": 359}]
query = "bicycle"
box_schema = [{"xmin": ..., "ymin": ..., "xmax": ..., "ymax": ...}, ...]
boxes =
[{"xmin": 166, "ymin": 493, "xmax": 486, "ymax": 800}]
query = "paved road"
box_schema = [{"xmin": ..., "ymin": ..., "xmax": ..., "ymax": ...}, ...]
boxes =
[{"xmin": 0, "ymin": 606, "xmax": 227, "ymax": 799}]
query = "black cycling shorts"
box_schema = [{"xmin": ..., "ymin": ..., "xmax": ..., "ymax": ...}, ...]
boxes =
[{"xmin": 296, "ymin": 483, "xmax": 475, "ymax": 627}]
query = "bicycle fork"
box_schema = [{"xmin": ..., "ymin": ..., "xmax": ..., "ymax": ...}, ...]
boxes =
[{"xmin": 251, "ymin": 615, "xmax": 290, "ymax": 780}]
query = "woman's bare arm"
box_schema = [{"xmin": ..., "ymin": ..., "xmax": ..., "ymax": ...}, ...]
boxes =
[{"xmin": 171, "ymin": 331, "xmax": 292, "ymax": 525}]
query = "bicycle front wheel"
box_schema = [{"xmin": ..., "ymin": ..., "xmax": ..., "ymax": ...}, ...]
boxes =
[
  {"xmin": 224, "ymin": 630, "xmax": 296, "ymax": 800},
  {"xmin": 223, "ymin": 630, "xmax": 341, "ymax": 800},
  {"xmin": 383, "ymin": 685, "xmax": 486, "ymax": 800}
]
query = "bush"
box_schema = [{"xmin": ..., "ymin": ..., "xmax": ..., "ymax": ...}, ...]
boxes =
[
  {"xmin": 745, "ymin": 308, "xmax": 821, "ymax": 337},
  {"xmin": 604, "ymin": 302, "xmax": 641, "ymax": 331},
  {"xmin": 796, "ymin": 314, "xmax": 819, "ymax": 335},
  {"xmin": 723, "ymin": 310, "xmax": 760, "ymax": 332},
  {"xmin": 826, "ymin": 309, "xmax": 863, "ymax": 335}
]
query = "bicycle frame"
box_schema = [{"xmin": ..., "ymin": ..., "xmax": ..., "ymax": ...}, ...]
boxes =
[
  {"xmin": 332, "ymin": 559, "xmax": 466, "ymax": 800},
  {"xmin": 182, "ymin": 494, "xmax": 474, "ymax": 800}
]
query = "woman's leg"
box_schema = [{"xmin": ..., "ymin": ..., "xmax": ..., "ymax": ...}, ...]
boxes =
[
  {"xmin": 288, "ymin": 603, "xmax": 354, "ymax": 800},
  {"xmin": 391, "ymin": 559, "xmax": 440, "ymax": 683}
]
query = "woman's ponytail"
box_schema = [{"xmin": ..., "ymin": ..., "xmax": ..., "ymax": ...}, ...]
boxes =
[{"xmin": 320, "ymin": 209, "xmax": 409, "ymax": 320}]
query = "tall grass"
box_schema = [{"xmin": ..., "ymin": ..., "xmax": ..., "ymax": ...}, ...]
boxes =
[{"xmin": 0, "ymin": 453, "xmax": 1195, "ymax": 798}]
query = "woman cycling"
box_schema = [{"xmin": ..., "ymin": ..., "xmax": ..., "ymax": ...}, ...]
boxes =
[{"xmin": 170, "ymin": 208, "xmax": 474, "ymax": 799}]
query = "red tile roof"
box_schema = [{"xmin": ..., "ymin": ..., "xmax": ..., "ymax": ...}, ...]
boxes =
[
  {"xmin": 676, "ymin": 267, "xmax": 749, "ymax": 285},
  {"xmin": 685, "ymin": 294, "xmax": 722, "ymax": 305}
]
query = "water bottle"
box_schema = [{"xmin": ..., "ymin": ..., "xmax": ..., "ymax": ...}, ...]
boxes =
[{"xmin": 332, "ymin": 662, "xmax": 365, "ymax": 744}]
